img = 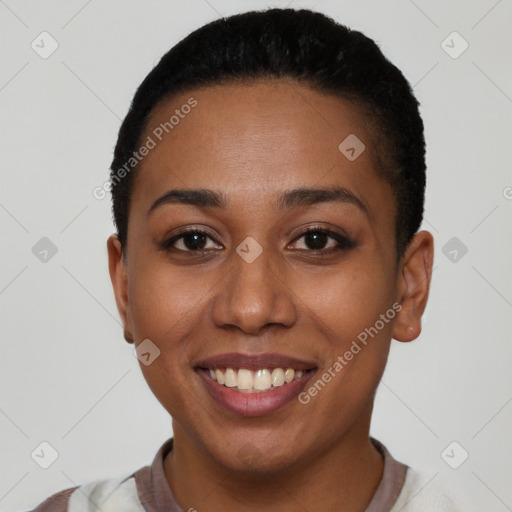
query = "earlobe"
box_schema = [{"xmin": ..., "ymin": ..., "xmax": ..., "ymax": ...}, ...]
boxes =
[
  {"xmin": 123, "ymin": 330, "xmax": 134, "ymax": 344},
  {"xmin": 392, "ymin": 230, "xmax": 434, "ymax": 343},
  {"xmin": 107, "ymin": 234, "xmax": 134, "ymax": 344}
]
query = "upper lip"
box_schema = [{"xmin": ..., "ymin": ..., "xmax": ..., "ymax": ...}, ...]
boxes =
[{"xmin": 195, "ymin": 352, "xmax": 317, "ymax": 371}]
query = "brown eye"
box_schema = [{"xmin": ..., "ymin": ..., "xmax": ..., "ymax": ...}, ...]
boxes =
[
  {"xmin": 162, "ymin": 229, "xmax": 222, "ymax": 252},
  {"xmin": 290, "ymin": 228, "xmax": 357, "ymax": 254},
  {"xmin": 302, "ymin": 231, "xmax": 331, "ymax": 250}
]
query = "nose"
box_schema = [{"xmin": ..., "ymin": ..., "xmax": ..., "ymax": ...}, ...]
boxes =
[{"xmin": 211, "ymin": 245, "xmax": 298, "ymax": 335}]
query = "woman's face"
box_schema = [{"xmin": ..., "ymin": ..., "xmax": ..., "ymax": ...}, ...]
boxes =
[{"xmin": 109, "ymin": 80, "xmax": 409, "ymax": 472}]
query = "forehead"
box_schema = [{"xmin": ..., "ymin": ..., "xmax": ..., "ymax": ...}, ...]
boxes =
[{"xmin": 130, "ymin": 79, "xmax": 392, "ymax": 218}]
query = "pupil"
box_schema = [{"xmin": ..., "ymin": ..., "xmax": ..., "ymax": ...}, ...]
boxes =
[
  {"xmin": 306, "ymin": 232, "xmax": 327, "ymax": 250},
  {"xmin": 185, "ymin": 233, "xmax": 206, "ymax": 250}
]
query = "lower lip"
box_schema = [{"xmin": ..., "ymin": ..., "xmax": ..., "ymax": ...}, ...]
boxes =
[{"xmin": 196, "ymin": 368, "xmax": 315, "ymax": 417}]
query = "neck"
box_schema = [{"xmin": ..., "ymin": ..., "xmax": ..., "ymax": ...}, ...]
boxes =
[{"xmin": 164, "ymin": 411, "xmax": 384, "ymax": 511}]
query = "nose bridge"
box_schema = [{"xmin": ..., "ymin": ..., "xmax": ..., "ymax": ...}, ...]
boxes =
[{"xmin": 212, "ymin": 241, "xmax": 297, "ymax": 334}]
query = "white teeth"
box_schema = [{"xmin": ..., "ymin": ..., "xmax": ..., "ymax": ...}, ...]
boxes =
[
  {"xmin": 207, "ymin": 366, "xmax": 308, "ymax": 392},
  {"xmin": 271, "ymin": 368, "xmax": 285, "ymax": 387},
  {"xmin": 215, "ymin": 369, "xmax": 225, "ymax": 385},
  {"xmin": 224, "ymin": 368, "xmax": 237, "ymax": 388},
  {"xmin": 253, "ymin": 369, "xmax": 272, "ymax": 391},
  {"xmin": 237, "ymin": 369, "xmax": 253, "ymax": 390}
]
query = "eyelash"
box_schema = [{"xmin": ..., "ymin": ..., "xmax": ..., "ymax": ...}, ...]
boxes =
[{"xmin": 161, "ymin": 226, "xmax": 357, "ymax": 256}]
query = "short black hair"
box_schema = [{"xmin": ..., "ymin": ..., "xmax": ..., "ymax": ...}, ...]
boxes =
[{"xmin": 110, "ymin": 8, "xmax": 426, "ymax": 258}]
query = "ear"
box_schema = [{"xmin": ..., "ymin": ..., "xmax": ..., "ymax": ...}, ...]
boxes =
[
  {"xmin": 107, "ymin": 234, "xmax": 134, "ymax": 344},
  {"xmin": 392, "ymin": 230, "xmax": 434, "ymax": 342}
]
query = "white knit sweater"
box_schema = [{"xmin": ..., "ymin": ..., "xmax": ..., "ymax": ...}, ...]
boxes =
[{"xmin": 390, "ymin": 467, "xmax": 479, "ymax": 511}]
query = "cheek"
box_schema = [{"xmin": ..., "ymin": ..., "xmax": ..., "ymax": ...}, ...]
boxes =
[
  {"xmin": 127, "ymin": 257, "xmax": 206, "ymax": 342},
  {"xmin": 126, "ymin": 261, "xmax": 206, "ymax": 406},
  {"xmin": 296, "ymin": 261, "xmax": 396, "ymax": 407},
  {"xmin": 297, "ymin": 282, "xmax": 394, "ymax": 439},
  {"xmin": 299, "ymin": 260, "xmax": 396, "ymax": 344},
  {"xmin": 126, "ymin": 263, "xmax": 202, "ymax": 417}
]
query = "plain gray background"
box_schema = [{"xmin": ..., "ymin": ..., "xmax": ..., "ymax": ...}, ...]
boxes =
[{"xmin": 1, "ymin": 0, "xmax": 511, "ymax": 510}]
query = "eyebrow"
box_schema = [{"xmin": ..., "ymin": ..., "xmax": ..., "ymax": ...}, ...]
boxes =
[{"xmin": 147, "ymin": 185, "xmax": 369, "ymax": 216}]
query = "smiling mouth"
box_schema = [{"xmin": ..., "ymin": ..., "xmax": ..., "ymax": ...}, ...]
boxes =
[{"xmin": 197, "ymin": 366, "xmax": 316, "ymax": 393}]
